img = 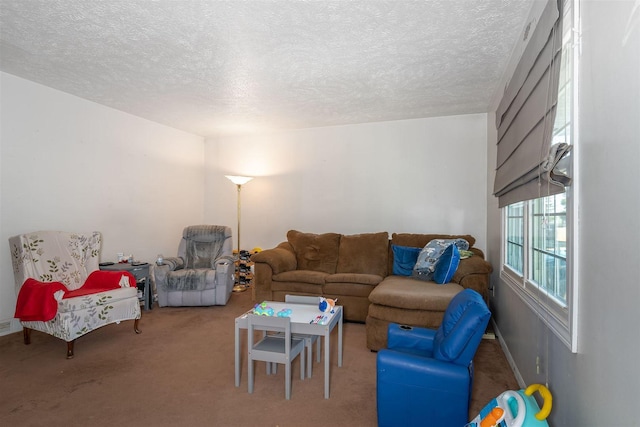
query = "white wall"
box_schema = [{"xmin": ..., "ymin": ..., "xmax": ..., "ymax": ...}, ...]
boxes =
[
  {"xmin": 487, "ymin": 1, "xmax": 640, "ymax": 424},
  {"xmin": 205, "ymin": 114, "xmax": 489, "ymax": 253},
  {"xmin": 0, "ymin": 72, "xmax": 205, "ymax": 333}
]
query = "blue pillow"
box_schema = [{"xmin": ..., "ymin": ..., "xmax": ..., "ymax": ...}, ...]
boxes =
[
  {"xmin": 391, "ymin": 244, "xmax": 421, "ymax": 276},
  {"xmin": 433, "ymin": 244, "xmax": 460, "ymax": 284}
]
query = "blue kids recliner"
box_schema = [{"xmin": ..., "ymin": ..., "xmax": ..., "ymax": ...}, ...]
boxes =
[{"xmin": 376, "ymin": 288, "xmax": 491, "ymax": 427}]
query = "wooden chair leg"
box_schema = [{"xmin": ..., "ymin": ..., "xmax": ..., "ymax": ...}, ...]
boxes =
[
  {"xmin": 134, "ymin": 318, "xmax": 141, "ymax": 334},
  {"xmin": 66, "ymin": 340, "xmax": 75, "ymax": 359},
  {"xmin": 23, "ymin": 327, "xmax": 32, "ymax": 345}
]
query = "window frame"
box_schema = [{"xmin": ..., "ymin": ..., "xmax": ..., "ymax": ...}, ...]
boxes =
[{"xmin": 499, "ymin": 0, "xmax": 579, "ymax": 353}]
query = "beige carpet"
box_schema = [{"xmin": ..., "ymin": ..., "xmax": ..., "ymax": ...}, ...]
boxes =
[{"xmin": 0, "ymin": 290, "xmax": 518, "ymax": 426}]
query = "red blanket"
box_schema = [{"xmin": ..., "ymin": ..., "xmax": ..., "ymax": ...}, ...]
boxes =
[
  {"xmin": 14, "ymin": 279, "xmax": 67, "ymax": 322},
  {"xmin": 64, "ymin": 271, "xmax": 136, "ymax": 298},
  {"xmin": 15, "ymin": 271, "xmax": 136, "ymax": 321}
]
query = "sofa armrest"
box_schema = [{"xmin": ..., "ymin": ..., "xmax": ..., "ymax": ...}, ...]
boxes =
[
  {"xmin": 214, "ymin": 259, "xmax": 234, "ymax": 291},
  {"xmin": 452, "ymin": 254, "xmax": 493, "ymax": 300},
  {"xmin": 153, "ymin": 257, "xmax": 184, "ymax": 291},
  {"xmin": 160, "ymin": 257, "xmax": 184, "ymax": 271},
  {"xmin": 250, "ymin": 242, "xmax": 297, "ymax": 274},
  {"xmin": 251, "ymin": 242, "xmax": 297, "ymax": 303},
  {"xmin": 470, "ymin": 247, "xmax": 485, "ymax": 258}
]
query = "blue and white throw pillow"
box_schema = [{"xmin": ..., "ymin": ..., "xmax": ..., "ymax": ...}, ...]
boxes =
[{"xmin": 412, "ymin": 238, "xmax": 469, "ymax": 281}]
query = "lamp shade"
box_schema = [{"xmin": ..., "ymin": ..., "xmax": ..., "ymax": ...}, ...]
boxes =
[{"xmin": 225, "ymin": 175, "xmax": 253, "ymax": 185}]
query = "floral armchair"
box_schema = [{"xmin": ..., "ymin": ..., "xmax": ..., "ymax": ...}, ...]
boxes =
[{"xmin": 9, "ymin": 231, "xmax": 141, "ymax": 358}]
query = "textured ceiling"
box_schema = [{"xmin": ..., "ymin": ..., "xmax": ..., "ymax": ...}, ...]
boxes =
[{"xmin": 0, "ymin": 0, "xmax": 533, "ymax": 137}]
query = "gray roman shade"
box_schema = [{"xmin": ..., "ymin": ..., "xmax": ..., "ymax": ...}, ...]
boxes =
[{"xmin": 493, "ymin": 0, "xmax": 571, "ymax": 208}]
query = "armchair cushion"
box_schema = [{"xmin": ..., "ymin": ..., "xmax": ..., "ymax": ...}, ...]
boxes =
[
  {"xmin": 65, "ymin": 271, "xmax": 136, "ymax": 298},
  {"xmin": 433, "ymin": 288, "xmax": 491, "ymax": 365},
  {"xmin": 183, "ymin": 225, "xmax": 229, "ymax": 269},
  {"xmin": 165, "ymin": 268, "xmax": 215, "ymax": 291}
]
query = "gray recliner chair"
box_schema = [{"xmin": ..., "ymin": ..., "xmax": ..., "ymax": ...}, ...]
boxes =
[{"xmin": 154, "ymin": 225, "xmax": 235, "ymax": 307}]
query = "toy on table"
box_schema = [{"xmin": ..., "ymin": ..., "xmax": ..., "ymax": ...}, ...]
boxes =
[
  {"xmin": 467, "ymin": 384, "xmax": 552, "ymax": 427},
  {"xmin": 277, "ymin": 308, "xmax": 292, "ymax": 317},
  {"xmin": 253, "ymin": 301, "xmax": 274, "ymax": 316},
  {"xmin": 319, "ymin": 297, "xmax": 337, "ymax": 313},
  {"xmin": 309, "ymin": 315, "xmax": 328, "ymax": 325}
]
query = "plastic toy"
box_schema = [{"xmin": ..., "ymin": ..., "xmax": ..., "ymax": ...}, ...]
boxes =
[
  {"xmin": 253, "ymin": 301, "xmax": 274, "ymax": 316},
  {"xmin": 276, "ymin": 308, "xmax": 292, "ymax": 317},
  {"xmin": 467, "ymin": 384, "xmax": 552, "ymax": 427},
  {"xmin": 318, "ymin": 297, "xmax": 337, "ymax": 313}
]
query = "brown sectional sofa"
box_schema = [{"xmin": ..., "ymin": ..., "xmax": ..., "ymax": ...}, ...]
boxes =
[{"xmin": 251, "ymin": 230, "xmax": 492, "ymax": 350}]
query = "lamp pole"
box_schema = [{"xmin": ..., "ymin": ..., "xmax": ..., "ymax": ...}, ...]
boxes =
[
  {"xmin": 235, "ymin": 183, "xmax": 242, "ymax": 252},
  {"xmin": 226, "ymin": 175, "xmax": 253, "ymax": 293},
  {"xmin": 225, "ymin": 175, "xmax": 253, "ymax": 251}
]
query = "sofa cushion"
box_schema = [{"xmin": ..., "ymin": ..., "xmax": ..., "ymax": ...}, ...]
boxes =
[
  {"xmin": 369, "ymin": 276, "xmax": 463, "ymax": 311},
  {"xmin": 287, "ymin": 230, "xmax": 341, "ymax": 274},
  {"xmin": 391, "ymin": 245, "xmax": 421, "ymax": 276},
  {"xmin": 323, "ymin": 282, "xmax": 378, "ymax": 298},
  {"xmin": 272, "ymin": 269, "xmax": 328, "ymax": 285},
  {"xmin": 271, "ymin": 281, "xmax": 323, "ymax": 295},
  {"xmin": 433, "ymin": 244, "xmax": 460, "ymax": 284},
  {"xmin": 324, "ymin": 273, "xmax": 383, "ymax": 297},
  {"xmin": 336, "ymin": 232, "xmax": 389, "ymax": 277},
  {"xmin": 325, "ymin": 273, "xmax": 383, "ymax": 285}
]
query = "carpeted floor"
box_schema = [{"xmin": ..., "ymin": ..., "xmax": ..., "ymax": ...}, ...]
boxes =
[{"xmin": 0, "ymin": 289, "xmax": 518, "ymax": 426}]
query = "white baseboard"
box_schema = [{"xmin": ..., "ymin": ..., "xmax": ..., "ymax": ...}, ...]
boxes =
[
  {"xmin": 0, "ymin": 319, "xmax": 21, "ymax": 337},
  {"xmin": 491, "ymin": 318, "xmax": 526, "ymax": 389}
]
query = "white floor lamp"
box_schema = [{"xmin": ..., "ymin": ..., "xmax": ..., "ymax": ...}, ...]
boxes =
[{"xmin": 225, "ymin": 175, "xmax": 253, "ymax": 292}]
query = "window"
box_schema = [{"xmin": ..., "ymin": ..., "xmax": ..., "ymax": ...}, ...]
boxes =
[{"xmin": 501, "ymin": 0, "xmax": 579, "ymax": 352}]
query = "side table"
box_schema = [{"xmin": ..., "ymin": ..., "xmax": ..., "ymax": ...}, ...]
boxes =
[{"xmin": 99, "ymin": 262, "xmax": 152, "ymax": 311}]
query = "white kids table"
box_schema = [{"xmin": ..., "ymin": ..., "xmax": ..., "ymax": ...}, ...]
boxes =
[{"xmin": 234, "ymin": 301, "xmax": 343, "ymax": 399}]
